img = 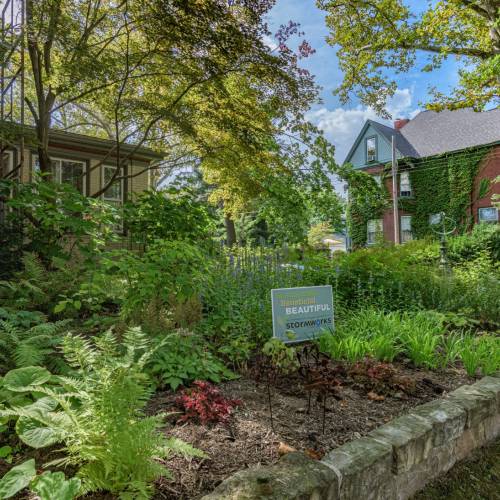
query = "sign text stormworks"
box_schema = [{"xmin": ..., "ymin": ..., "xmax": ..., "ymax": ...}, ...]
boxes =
[{"xmin": 271, "ymin": 285, "xmax": 334, "ymax": 343}]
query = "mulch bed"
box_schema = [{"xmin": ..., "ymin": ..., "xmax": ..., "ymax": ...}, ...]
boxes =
[{"xmin": 150, "ymin": 362, "xmax": 472, "ymax": 500}]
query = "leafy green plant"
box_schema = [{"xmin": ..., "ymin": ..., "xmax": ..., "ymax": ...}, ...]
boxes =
[
  {"xmin": 0, "ymin": 459, "xmax": 80, "ymax": 500},
  {"xmin": 0, "ymin": 328, "xmax": 202, "ymax": 498},
  {"xmin": 460, "ymin": 334, "xmax": 500, "ymax": 377},
  {"xmin": 148, "ymin": 331, "xmax": 235, "ymax": 391},
  {"xmin": 262, "ymin": 338, "xmax": 299, "ymax": 374},
  {"xmin": 399, "ymin": 312, "xmax": 444, "ymax": 368},
  {"xmin": 0, "ymin": 317, "xmax": 71, "ymax": 373}
]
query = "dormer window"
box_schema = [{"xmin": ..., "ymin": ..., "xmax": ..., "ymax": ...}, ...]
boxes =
[{"xmin": 366, "ymin": 136, "xmax": 377, "ymax": 163}]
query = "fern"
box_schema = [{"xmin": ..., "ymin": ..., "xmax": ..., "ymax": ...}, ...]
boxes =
[
  {"xmin": 0, "ymin": 318, "xmax": 71, "ymax": 373},
  {"xmin": 0, "ymin": 328, "xmax": 201, "ymax": 498}
]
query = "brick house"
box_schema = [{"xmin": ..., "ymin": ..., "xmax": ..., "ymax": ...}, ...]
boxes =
[
  {"xmin": 344, "ymin": 108, "xmax": 500, "ymax": 244},
  {"xmin": 0, "ymin": 126, "xmax": 164, "ymax": 205}
]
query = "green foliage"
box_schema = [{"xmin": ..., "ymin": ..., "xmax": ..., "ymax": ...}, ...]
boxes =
[
  {"xmin": 0, "ymin": 460, "xmax": 80, "ymax": 500},
  {"xmin": 30, "ymin": 471, "xmax": 81, "ymax": 500},
  {"xmin": 0, "ymin": 328, "xmax": 200, "ymax": 498},
  {"xmin": 148, "ymin": 332, "xmax": 235, "ymax": 391},
  {"xmin": 340, "ymin": 165, "xmax": 388, "ymax": 248},
  {"xmin": 460, "ymin": 335, "xmax": 500, "ymax": 377},
  {"xmin": 125, "ymin": 189, "xmax": 216, "ymax": 247},
  {"xmin": 1, "ymin": 180, "xmax": 120, "ymax": 264},
  {"xmin": 318, "ymin": 0, "xmax": 499, "ymax": 113},
  {"xmin": 399, "ymin": 148, "xmax": 489, "ymax": 237},
  {"xmin": 0, "ymin": 316, "xmax": 70, "ymax": 373},
  {"xmin": 105, "ymin": 240, "xmax": 211, "ymax": 324},
  {"xmin": 0, "ymin": 459, "xmax": 36, "ymax": 499},
  {"xmin": 262, "ymin": 338, "xmax": 299, "ymax": 374}
]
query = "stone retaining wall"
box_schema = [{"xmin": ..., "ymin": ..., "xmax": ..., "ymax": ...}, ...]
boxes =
[{"xmin": 202, "ymin": 374, "xmax": 500, "ymax": 500}]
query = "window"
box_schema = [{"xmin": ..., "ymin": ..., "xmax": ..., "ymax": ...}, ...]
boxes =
[
  {"xmin": 401, "ymin": 215, "xmax": 413, "ymax": 243},
  {"xmin": 366, "ymin": 136, "xmax": 377, "ymax": 163},
  {"xmin": 478, "ymin": 207, "xmax": 498, "ymax": 223},
  {"xmin": 367, "ymin": 219, "xmax": 383, "ymax": 245},
  {"xmin": 102, "ymin": 165, "xmax": 123, "ymax": 204},
  {"xmin": 373, "ymin": 174, "xmax": 382, "ymax": 187},
  {"xmin": 32, "ymin": 156, "xmax": 85, "ymax": 193},
  {"xmin": 0, "ymin": 150, "xmax": 13, "ymax": 178},
  {"xmin": 400, "ymin": 171, "xmax": 412, "ymax": 197}
]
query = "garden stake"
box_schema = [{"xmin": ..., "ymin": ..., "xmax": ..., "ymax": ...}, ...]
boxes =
[{"xmin": 266, "ymin": 371, "xmax": 274, "ymax": 431}]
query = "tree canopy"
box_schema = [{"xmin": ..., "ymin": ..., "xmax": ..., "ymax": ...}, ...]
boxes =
[{"xmin": 317, "ymin": 0, "xmax": 500, "ymax": 115}]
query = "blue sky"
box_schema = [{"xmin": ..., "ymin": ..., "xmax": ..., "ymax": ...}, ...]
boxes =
[{"xmin": 266, "ymin": 0, "xmax": 461, "ymax": 164}]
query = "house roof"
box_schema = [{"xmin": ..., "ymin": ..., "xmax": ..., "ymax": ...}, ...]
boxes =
[
  {"xmin": 398, "ymin": 108, "xmax": 500, "ymax": 158},
  {"xmin": 1, "ymin": 121, "xmax": 165, "ymax": 162},
  {"xmin": 343, "ymin": 119, "xmax": 417, "ymax": 165},
  {"xmin": 344, "ymin": 108, "xmax": 500, "ymax": 165}
]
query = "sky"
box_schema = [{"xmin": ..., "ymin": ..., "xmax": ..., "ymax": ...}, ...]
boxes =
[{"xmin": 266, "ymin": 0, "xmax": 461, "ymax": 164}]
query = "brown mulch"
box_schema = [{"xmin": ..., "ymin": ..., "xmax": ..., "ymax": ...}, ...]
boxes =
[{"xmin": 151, "ymin": 363, "xmax": 472, "ymax": 500}]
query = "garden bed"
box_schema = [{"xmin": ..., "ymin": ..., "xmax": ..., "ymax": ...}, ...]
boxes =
[{"xmin": 150, "ymin": 363, "xmax": 471, "ymax": 499}]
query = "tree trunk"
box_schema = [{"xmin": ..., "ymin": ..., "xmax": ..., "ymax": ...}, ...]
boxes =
[{"xmin": 225, "ymin": 215, "xmax": 237, "ymax": 247}]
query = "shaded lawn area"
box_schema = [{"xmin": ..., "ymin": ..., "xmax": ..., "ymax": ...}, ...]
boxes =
[{"xmin": 413, "ymin": 439, "xmax": 500, "ymax": 500}]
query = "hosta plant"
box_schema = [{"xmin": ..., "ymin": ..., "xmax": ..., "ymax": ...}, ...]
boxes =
[
  {"xmin": 0, "ymin": 328, "xmax": 204, "ymax": 498},
  {"xmin": 0, "ymin": 459, "xmax": 80, "ymax": 500}
]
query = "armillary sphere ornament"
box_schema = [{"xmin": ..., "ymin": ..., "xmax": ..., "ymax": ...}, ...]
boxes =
[{"xmin": 430, "ymin": 212, "xmax": 457, "ymax": 271}]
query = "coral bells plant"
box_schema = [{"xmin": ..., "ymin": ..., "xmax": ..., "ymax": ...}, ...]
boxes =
[{"xmin": 175, "ymin": 381, "xmax": 241, "ymax": 425}]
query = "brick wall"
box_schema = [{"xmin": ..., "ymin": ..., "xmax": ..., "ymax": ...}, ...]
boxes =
[
  {"xmin": 360, "ymin": 145, "xmax": 500, "ymax": 244},
  {"xmin": 471, "ymin": 145, "xmax": 500, "ymax": 223}
]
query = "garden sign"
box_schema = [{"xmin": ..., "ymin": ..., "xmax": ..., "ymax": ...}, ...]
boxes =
[{"xmin": 271, "ymin": 285, "xmax": 334, "ymax": 343}]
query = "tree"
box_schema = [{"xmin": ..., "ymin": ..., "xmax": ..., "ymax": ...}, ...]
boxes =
[
  {"xmin": 16, "ymin": 0, "xmax": 322, "ymax": 201},
  {"xmin": 317, "ymin": 0, "xmax": 500, "ymax": 115}
]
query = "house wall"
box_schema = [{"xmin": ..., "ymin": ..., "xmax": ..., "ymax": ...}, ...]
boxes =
[
  {"xmin": 359, "ymin": 145, "xmax": 500, "ymax": 244},
  {"xmin": 350, "ymin": 124, "xmax": 393, "ymax": 168},
  {"xmin": 471, "ymin": 145, "xmax": 500, "ymax": 223},
  {"xmin": 11, "ymin": 146, "xmax": 151, "ymax": 199}
]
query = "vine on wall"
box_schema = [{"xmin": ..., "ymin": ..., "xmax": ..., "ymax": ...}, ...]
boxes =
[{"xmin": 399, "ymin": 146, "xmax": 490, "ymax": 238}]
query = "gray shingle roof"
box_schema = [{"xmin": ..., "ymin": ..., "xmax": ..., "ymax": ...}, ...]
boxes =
[
  {"xmin": 369, "ymin": 120, "xmax": 419, "ymax": 158},
  {"xmin": 398, "ymin": 108, "xmax": 500, "ymax": 158}
]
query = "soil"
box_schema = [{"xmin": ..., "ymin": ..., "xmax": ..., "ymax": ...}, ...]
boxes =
[
  {"xmin": 0, "ymin": 362, "xmax": 474, "ymax": 500},
  {"xmin": 150, "ymin": 362, "xmax": 472, "ymax": 500}
]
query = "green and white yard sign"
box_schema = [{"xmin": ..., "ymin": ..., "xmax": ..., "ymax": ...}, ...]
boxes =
[{"xmin": 271, "ymin": 285, "xmax": 334, "ymax": 343}]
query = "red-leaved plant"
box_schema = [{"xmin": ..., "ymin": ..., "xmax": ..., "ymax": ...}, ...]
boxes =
[{"xmin": 175, "ymin": 381, "xmax": 241, "ymax": 425}]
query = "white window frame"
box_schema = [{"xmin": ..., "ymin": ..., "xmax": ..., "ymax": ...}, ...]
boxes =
[
  {"xmin": 478, "ymin": 207, "xmax": 498, "ymax": 223},
  {"xmin": 0, "ymin": 150, "xmax": 14, "ymax": 178},
  {"xmin": 32, "ymin": 155, "xmax": 86, "ymax": 193},
  {"xmin": 400, "ymin": 215, "xmax": 413, "ymax": 243},
  {"xmin": 400, "ymin": 171, "xmax": 412, "ymax": 197},
  {"xmin": 372, "ymin": 174, "xmax": 382, "ymax": 187},
  {"xmin": 366, "ymin": 136, "xmax": 377, "ymax": 163},
  {"xmin": 367, "ymin": 219, "xmax": 383, "ymax": 245},
  {"xmin": 102, "ymin": 164, "xmax": 124, "ymax": 203}
]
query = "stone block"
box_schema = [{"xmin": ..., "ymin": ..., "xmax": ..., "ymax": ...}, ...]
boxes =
[
  {"xmin": 473, "ymin": 376, "xmax": 500, "ymax": 412},
  {"xmin": 369, "ymin": 414, "xmax": 433, "ymax": 474},
  {"xmin": 202, "ymin": 452, "xmax": 339, "ymax": 500},
  {"xmin": 411, "ymin": 399, "xmax": 466, "ymax": 446},
  {"xmin": 323, "ymin": 437, "xmax": 394, "ymax": 500},
  {"xmin": 446, "ymin": 384, "xmax": 496, "ymax": 428}
]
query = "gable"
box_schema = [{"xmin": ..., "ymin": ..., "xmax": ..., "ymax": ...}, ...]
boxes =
[{"xmin": 344, "ymin": 122, "xmax": 394, "ymax": 168}]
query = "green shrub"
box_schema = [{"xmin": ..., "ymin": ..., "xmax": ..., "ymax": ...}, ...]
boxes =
[
  {"xmin": 0, "ymin": 328, "xmax": 204, "ymax": 498},
  {"xmin": 460, "ymin": 334, "xmax": 500, "ymax": 377},
  {"xmin": 148, "ymin": 331, "xmax": 235, "ymax": 391},
  {"xmin": 399, "ymin": 312, "xmax": 444, "ymax": 368},
  {"xmin": 124, "ymin": 189, "xmax": 216, "ymax": 247}
]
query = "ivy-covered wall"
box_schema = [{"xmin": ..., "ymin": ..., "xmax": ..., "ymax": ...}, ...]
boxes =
[
  {"xmin": 347, "ymin": 145, "xmax": 492, "ymax": 247},
  {"xmin": 400, "ymin": 146, "xmax": 490, "ymax": 238}
]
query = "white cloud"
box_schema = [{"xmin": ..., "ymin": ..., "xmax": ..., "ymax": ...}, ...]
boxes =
[{"xmin": 307, "ymin": 88, "xmax": 420, "ymax": 164}]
